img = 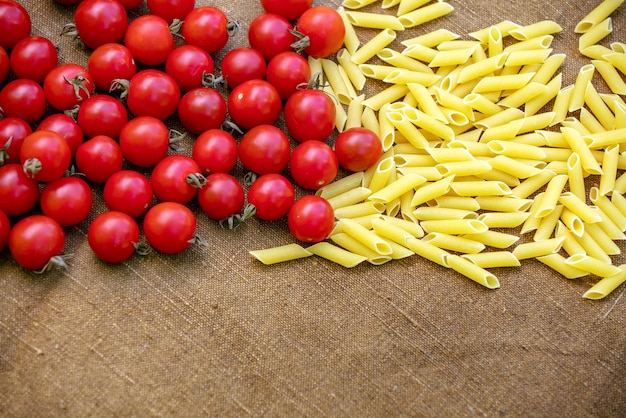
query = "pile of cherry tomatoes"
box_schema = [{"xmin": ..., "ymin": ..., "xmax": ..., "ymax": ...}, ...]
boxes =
[{"xmin": 0, "ymin": 0, "xmax": 383, "ymax": 271}]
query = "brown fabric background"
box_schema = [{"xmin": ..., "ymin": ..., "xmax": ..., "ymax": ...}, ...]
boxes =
[{"xmin": 2, "ymin": 0, "xmax": 626, "ymax": 416}]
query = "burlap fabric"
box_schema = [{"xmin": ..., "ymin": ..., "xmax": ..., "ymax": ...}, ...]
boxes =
[{"xmin": 1, "ymin": 0, "xmax": 625, "ymax": 416}]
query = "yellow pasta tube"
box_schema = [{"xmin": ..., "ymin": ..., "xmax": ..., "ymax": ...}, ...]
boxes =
[
  {"xmin": 461, "ymin": 230, "xmax": 520, "ymax": 249},
  {"xmin": 385, "ymin": 111, "xmax": 430, "ymax": 149},
  {"xmin": 382, "ymin": 0, "xmax": 401, "ymax": 8},
  {"xmin": 561, "ymin": 126, "xmax": 603, "ymax": 175},
  {"xmin": 555, "ymin": 221, "xmax": 586, "ymax": 256},
  {"xmin": 398, "ymin": 2, "xmax": 454, "ymax": 28},
  {"xmin": 367, "ymin": 156, "xmax": 394, "ymax": 193},
  {"xmin": 361, "ymin": 107, "xmax": 380, "ymax": 137},
  {"xmin": 345, "ymin": 94, "xmax": 364, "ymax": 130},
  {"xmin": 380, "ymin": 214, "xmax": 424, "ymax": 237},
  {"xmin": 407, "ymin": 83, "xmax": 447, "ymax": 122},
  {"xmin": 377, "ymin": 48, "xmax": 432, "ymax": 72},
  {"xmin": 368, "ymin": 173, "xmax": 427, "ymax": 203},
  {"xmin": 321, "ymin": 58, "xmax": 352, "ymax": 105},
  {"xmin": 573, "ymin": 229, "xmax": 613, "ymax": 263},
  {"xmin": 488, "ymin": 155, "xmax": 542, "ymax": 179},
  {"xmin": 316, "ymin": 172, "xmax": 364, "ymax": 199},
  {"xmin": 450, "ymin": 180, "xmax": 512, "ymax": 197},
  {"xmin": 550, "ymin": 84, "xmax": 574, "ymax": 126},
  {"xmin": 583, "ymin": 265, "xmax": 626, "ymax": 299},
  {"xmin": 428, "ymin": 47, "xmax": 477, "ymax": 68},
  {"xmin": 371, "ymin": 217, "xmax": 415, "ymax": 245},
  {"xmin": 509, "ymin": 20, "xmax": 563, "ymax": 41},
  {"xmin": 351, "ymin": 28, "xmax": 397, "ymax": 65},
  {"xmin": 575, "ymin": 0, "xmax": 624, "ymax": 33},
  {"xmin": 579, "ymin": 17, "xmax": 613, "ymax": 50},
  {"xmin": 436, "ymin": 160, "xmax": 492, "ymax": 177},
  {"xmin": 382, "ymin": 68, "xmax": 441, "ymax": 86},
  {"xmin": 474, "ymin": 107, "xmax": 524, "ymax": 130},
  {"xmin": 434, "ymin": 87, "xmax": 474, "ymax": 121},
  {"xmin": 413, "ymin": 206, "xmax": 477, "ymax": 221},
  {"xmin": 330, "ymin": 232, "xmax": 392, "ymax": 265},
  {"xmin": 504, "ymin": 48, "xmax": 553, "ymax": 67},
  {"xmin": 560, "ymin": 207, "xmax": 585, "ymax": 237},
  {"xmin": 423, "ymin": 232, "xmax": 485, "ymax": 254},
  {"xmin": 401, "ymin": 28, "xmax": 460, "ymax": 47},
  {"xmin": 420, "ymin": 219, "xmax": 488, "ymax": 235},
  {"xmin": 396, "ymin": 0, "xmax": 435, "ymax": 15},
  {"xmin": 461, "ymin": 251, "xmax": 520, "ymax": 268},
  {"xmin": 336, "ymin": 48, "xmax": 367, "ymax": 91},
  {"xmin": 487, "ymin": 140, "xmax": 547, "ymax": 160},
  {"xmin": 404, "ymin": 108, "xmax": 455, "ymax": 141},
  {"xmin": 307, "ymin": 241, "xmax": 367, "ymax": 268},
  {"xmin": 469, "ymin": 20, "xmax": 521, "ymax": 43},
  {"xmin": 512, "ymin": 237, "xmax": 564, "ymax": 260},
  {"xmin": 410, "ymin": 175, "xmax": 454, "ymax": 207},
  {"xmin": 511, "ymin": 169, "xmax": 556, "ymax": 199},
  {"xmin": 599, "ymin": 144, "xmax": 620, "ymax": 196},
  {"xmin": 531, "ymin": 53, "xmax": 566, "ymax": 84},
  {"xmin": 358, "ymin": 63, "xmax": 396, "ymax": 80},
  {"xmin": 249, "ymin": 244, "xmax": 312, "ymax": 265},
  {"xmin": 337, "ymin": 6, "xmax": 361, "ymax": 54},
  {"xmin": 526, "ymin": 73, "xmax": 562, "ymax": 116},
  {"xmin": 362, "ymin": 84, "xmax": 409, "ymax": 111},
  {"xmin": 445, "ymin": 254, "xmax": 500, "ymax": 289},
  {"xmin": 488, "ymin": 25, "xmax": 503, "ymax": 57},
  {"xmin": 342, "ymin": 0, "xmax": 380, "ymax": 9},
  {"xmin": 472, "ymin": 72, "xmax": 536, "ymax": 93},
  {"xmin": 503, "ymin": 35, "xmax": 554, "ymax": 52},
  {"xmin": 327, "ymin": 187, "xmax": 372, "ymax": 210},
  {"xmin": 585, "ymin": 222, "xmax": 621, "ymax": 255},
  {"xmin": 401, "ymin": 43, "xmax": 438, "ymax": 63},
  {"xmin": 463, "ymin": 93, "xmax": 503, "ymax": 116},
  {"xmin": 457, "ymin": 53, "xmax": 508, "ymax": 84},
  {"xmin": 592, "ymin": 59, "xmax": 626, "ymax": 95},
  {"xmin": 477, "ymin": 211, "xmax": 530, "ymax": 228},
  {"xmin": 569, "ymin": 64, "xmax": 595, "ymax": 112},
  {"xmin": 537, "ymin": 254, "xmax": 589, "ymax": 279},
  {"xmin": 533, "ymin": 205, "xmax": 564, "ymax": 241},
  {"xmin": 590, "ymin": 187, "xmax": 626, "ymax": 230},
  {"xmin": 565, "ymin": 253, "xmax": 621, "ymax": 277},
  {"xmin": 476, "ymin": 196, "xmax": 533, "ymax": 212},
  {"xmin": 406, "ymin": 237, "xmax": 449, "ymax": 267},
  {"xmin": 534, "ymin": 173, "xmax": 568, "ymax": 218},
  {"xmin": 338, "ymin": 218, "xmax": 393, "ymax": 255},
  {"xmin": 334, "ymin": 201, "xmax": 385, "ymax": 219},
  {"xmin": 345, "ymin": 11, "xmax": 404, "ymax": 30},
  {"xmin": 603, "ymin": 52, "xmax": 626, "ymax": 76},
  {"xmin": 566, "ymin": 153, "xmax": 586, "ymax": 202},
  {"xmin": 497, "ymin": 82, "xmax": 546, "ymax": 109},
  {"xmin": 585, "ymin": 81, "xmax": 616, "ymax": 131}
]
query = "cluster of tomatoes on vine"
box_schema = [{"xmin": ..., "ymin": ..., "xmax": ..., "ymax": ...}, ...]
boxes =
[{"xmin": 0, "ymin": 0, "xmax": 384, "ymax": 272}]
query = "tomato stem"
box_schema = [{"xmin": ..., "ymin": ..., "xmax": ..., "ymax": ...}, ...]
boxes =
[
  {"xmin": 0, "ymin": 136, "xmax": 12, "ymax": 166},
  {"xmin": 226, "ymin": 20, "xmax": 241, "ymax": 37},
  {"xmin": 22, "ymin": 158, "xmax": 42, "ymax": 178},
  {"xmin": 64, "ymin": 105, "xmax": 80, "ymax": 121},
  {"xmin": 133, "ymin": 241, "xmax": 151, "ymax": 256},
  {"xmin": 34, "ymin": 254, "xmax": 72, "ymax": 274},
  {"xmin": 289, "ymin": 29, "xmax": 310, "ymax": 54},
  {"xmin": 60, "ymin": 23, "xmax": 79, "ymax": 41},
  {"xmin": 186, "ymin": 173, "xmax": 207, "ymax": 189},
  {"xmin": 63, "ymin": 73, "xmax": 91, "ymax": 102},
  {"xmin": 221, "ymin": 118, "xmax": 243, "ymax": 135},
  {"xmin": 109, "ymin": 78, "xmax": 130, "ymax": 100},
  {"xmin": 188, "ymin": 233, "xmax": 209, "ymax": 247}
]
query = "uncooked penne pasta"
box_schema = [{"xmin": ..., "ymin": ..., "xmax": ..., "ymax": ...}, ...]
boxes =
[
  {"xmin": 336, "ymin": 49, "xmax": 367, "ymax": 91},
  {"xmin": 401, "ymin": 28, "xmax": 460, "ymax": 48},
  {"xmin": 590, "ymin": 187, "xmax": 626, "ymax": 230},
  {"xmin": 362, "ymin": 84, "xmax": 410, "ymax": 111},
  {"xmin": 575, "ymin": 0, "xmax": 624, "ymax": 33},
  {"xmin": 398, "ymin": 2, "xmax": 454, "ymax": 28},
  {"xmin": 330, "ymin": 232, "xmax": 392, "ymax": 265},
  {"xmin": 472, "ymin": 72, "xmax": 536, "ymax": 93},
  {"xmin": 512, "ymin": 237, "xmax": 564, "ymax": 260},
  {"xmin": 469, "ymin": 20, "xmax": 521, "ymax": 43},
  {"xmin": 505, "ymin": 48, "xmax": 553, "ymax": 67},
  {"xmin": 404, "ymin": 108, "xmax": 455, "ymax": 141},
  {"xmin": 488, "ymin": 155, "xmax": 542, "ymax": 179},
  {"xmin": 436, "ymin": 160, "xmax": 492, "ymax": 177},
  {"xmin": 342, "ymin": 0, "xmax": 380, "ymax": 9},
  {"xmin": 488, "ymin": 25, "xmax": 503, "ymax": 57},
  {"xmin": 406, "ymin": 237, "xmax": 449, "ymax": 267},
  {"xmin": 345, "ymin": 11, "xmax": 404, "ymax": 30},
  {"xmin": 592, "ymin": 59, "xmax": 626, "ymax": 95},
  {"xmin": 368, "ymin": 173, "xmax": 426, "ymax": 203},
  {"xmin": 566, "ymin": 153, "xmax": 586, "ymax": 202},
  {"xmin": 334, "ymin": 201, "xmax": 386, "ymax": 219},
  {"xmin": 345, "ymin": 94, "xmax": 365, "ymax": 130},
  {"xmin": 585, "ymin": 81, "xmax": 615, "ymax": 130},
  {"xmin": 408, "ymin": 83, "xmax": 447, "ymax": 122},
  {"xmin": 321, "ymin": 59, "xmax": 352, "ymax": 105},
  {"xmin": 537, "ymin": 254, "xmax": 589, "ymax": 279},
  {"xmin": 327, "ymin": 187, "xmax": 372, "ymax": 210},
  {"xmin": 457, "ymin": 53, "xmax": 508, "ymax": 84},
  {"xmin": 385, "ymin": 111, "xmax": 430, "ymax": 149},
  {"xmin": 350, "ymin": 28, "xmax": 397, "ymax": 65},
  {"xmin": 463, "ymin": 93, "xmax": 503, "ymax": 116},
  {"xmin": 533, "ymin": 173, "xmax": 568, "ymax": 218},
  {"xmin": 413, "ymin": 206, "xmax": 477, "ymax": 221},
  {"xmin": 358, "ymin": 63, "xmax": 397, "ymax": 80},
  {"xmin": 569, "ymin": 64, "xmax": 595, "ymax": 112},
  {"xmin": 461, "ymin": 251, "xmax": 520, "ymax": 268},
  {"xmin": 509, "ymin": 20, "xmax": 563, "ymax": 40},
  {"xmin": 550, "ymin": 84, "xmax": 574, "ymax": 126},
  {"xmin": 579, "ymin": 17, "xmax": 613, "ymax": 51},
  {"xmin": 382, "ymin": 68, "xmax": 441, "ymax": 86},
  {"xmin": 476, "ymin": 196, "xmax": 533, "ymax": 212},
  {"xmin": 477, "ymin": 211, "xmax": 530, "ymax": 228},
  {"xmin": 338, "ymin": 218, "xmax": 393, "ymax": 255},
  {"xmin": 487, "ymin": 140, "xmax": 547, "ymax": 160},
  {"xmin": 583, "ymin": 265, "xmax": 626, "ymax": 299},
  {"xmin": 410, "ymin": 176, "xmax": 454, "ymax": 207},
  {"xmin": 377, "ymin": 48, "xmax": 432, "ymax": 72},
  {"xmin": 445, "ymin": 254, "xmax": 500, "ymax": 289},
  {"xmin": 461, "ymin": 230, "xmax": 520, "ymax": 249},
  {"xmin": 565, "ymin": 253, "xmax": 621, "ymax": 277},
  {"xmin": 380, "ymin": 214, "xmax": 425, "ymax": 237},
  {"xmin": 307, "ymin": 241, "xmax": 368, "ymax": 268},
  {"xmin": 249, "ymin": 244, "xmax": 312, "ymax": 265},
  {"xmin": 428, "ymin": 46, "xmax": 477, "ymax": 68},
  {"xmin": 316, "ymin": 172, "xmax": 364, "ymax": 199},
  {"xmin": 511, "ymin": 169, "xmax": 556, "ymax": 198},
  {"xmin": 533, "ymin": 205, "xmax": 563, "ymax": 241},
  {"xmin": 525, "ymin": 73, "xmax": 562, "ymax": 116},
  {"xmin": 561, "ymin": 126, "xmax": 603, "ymax": 175},
  {"xmin": 449, "ymin": 180, "xmax": 512, "ymax": 197},
  {"xmin": 423, "ymin": 232, "xmax": 485, "ymax": 254},
  {"xmin": 367, "ymin": 156, "xmax": 394, "ymax": 193},
  {"xmin": 397, "ymin": 0, "xmax": 433, "ymax": 15},
  {"xmin": 371, "ymin": 217, "xmax": 415, "ymax": 245},
  {"xmin": 599, "ymin": 144, "xmax": 620, "ymax": 195},
  {"xmin": 420, "ymin": 219, "xmax": 488, "ymax": 235}
]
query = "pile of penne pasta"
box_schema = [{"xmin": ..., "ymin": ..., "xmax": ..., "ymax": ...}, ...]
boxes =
[{"xmin": 250, "ymin": 0, "xmax": 626, "ymax": 300}]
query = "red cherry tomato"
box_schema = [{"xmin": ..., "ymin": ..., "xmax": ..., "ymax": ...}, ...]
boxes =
[
  {"xmin": 0, "ymin": 46, "xmax": 9, "ymax": 84},
  {"xmin": 88, "ymin": 43, "xmax": 136, "ymax": 91},
  {"xmin": 9, "ymin": 36, "xmax": 58, "ymax": 83},
  {"xmin": 228, "ymin": 79, "xmax": 282, "ymax": 130},
  {"xmin": 289, "ymin": 141, "xmax": 338, "ymax": 190},
  {"xmin": 124, "ymin": 69, "xmax": 180, "ymax": 120},
  {"xmin": 117, "ymin": 0, "xmax": 143, "ymax": 9},
  {"xmin": 147, "ymin": 0, "xmax": 195, "ymax": 23},
  {"xmin": 334, "ymin": 127, "xmax": 383, "ymax": 172},
  {"xmin": 220, "ymin": 47, "xmax": 266, "ymax": 89},
  {"xmin": 247, "ymin": 173, "xmax": 295, "ymax": 221},
  {"xmin": 43, "ymin": 63, "xmax": 95, "ymax": 111},
  {"xmin": 20, "ymin": 130, "xmax": 72, "ymax": 182},
  {"xmin": 143, "ymin": 202, "xmax": 197, "ymax": 254},
  {"xmin": 103, "ymin": 170, "xmax": 153, "ymax": 217},
  {"xmin": 151, "ymin": 155, "xmax": 203, "ymax": 204},
  {"xmin": 266, "ymin": 51, "xmax": 311, "ymax": 99},
  {"xmin": 284, "ymin": 88, "xmax": 335, "ymax": 142},
  {"xmin": 165, "ymin": 45, "xmax": 215, "ymax": 92},
  {"xmin": 40, "ymin": 176, "xmax": 93, "ymax": 226},
  {"xmin": 73, "ymin": 0, "xmax": 128, "ymax": 49},
  {"xmin": 293, "ymin": 6, "xmax": 344, "ymax": 58},
  {"xmin": 36, "ymin": 114, "xmax": 84, "ymax": 156},
  {"xmin": 124, "ymin": 14, "xmax": 174, "ymax": 66},
  {"xmin": 119, "ymin": 116, "xmax": 170, "ymax": 167},
  {"xmin": 75, "ymin": 135, "xmax": 124, "ymax": 183},
  {"xmin": 0, "ymin": 79, "xmax": 46, "ymax": 123},
  {"xmin": 182, "ymin": 6, "xmax": 231, "ymax": 54},
  {"xmin": 239, "ymin": 125, "xmax": 291, "ymax": 175},
  {"xmin": 260, "ymin": 0, "xmax": 312, "ymax": 20},
  {"xmin": 198, "ymin": 173, "xmax": 244, "ymax": 221},
  {"xmin": 0, "ymin": 163, "xmax": 39, "ymax": 217},
  {"xmin": 192, "ymin": 129, "xmax": 238, "ymax": 174},
  {"xmin": 0, "ymin": 117, "xmax": 32, "ymax": 166},
  {"xmin": 177, "ymin": 88, "xmax": 226, "ymax": 135},
  {"xmin": 248, "ymin": 13, "xmax": 294, "ymax": 61},
  {"xmin": 88, "ymin": 211, "xmax": 140, "ymax": 263},
  {"xmin": 288, "ymin": 195, "xmax": 334, "ymax": 243},
  {"xmin": 0, "ymin": 209, "xmax": 9, "ymax": 252},
  {"xmin": 77, "ymin": 94, "xmax": 128, "ymax": 139},
  {"xmin": 9, "ymin": 215, "xmax": 66, "ymax": 271},
  {"xmin": 0, "ymin": 0, "xmax": 32, "ymax": 50}
]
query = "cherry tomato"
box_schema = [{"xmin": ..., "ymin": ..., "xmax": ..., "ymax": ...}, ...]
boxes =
[
  {"xmin": 0, "ymin": 163, "xmax": 39, "ymax": 217},
  {"xmin": 289, "ymin": 141, "xmax": 338, "ymax": 190},
  {"xmin": 181, "ymin": 6, "xmax": 231, "ymax": 54},
  {"xmin": 20, "ymin": 130, "xmax": 72, "ymax": 182},
  {"xmin": 248, "ymin": 13, "xmax": 293, "ymax": 61},
  {"xmin": 0, "ymin": 117, "xmax": 32, "ymax": 166},
  {"xmin": 40, "ymin": 176, "xmax": 93, "ymax": 226},
  {"xmin": 178, "ymin": 87, "xmax": 226, "ymax": 135},
  {"xmin": 239, "ymin": 125, "xmax": 290, "ymax": 175},
  {"xmin": 293, "ymin": 6, "xmax": 344, "ymax": 58},
  {"xmin": 88, "ymin": 211, "xmax": 140, "ymax": 263},
  {"xmin": 220, "ymin": 47, "xmax": 266, "ymax": 89},
  {"xmin": 87, "ymin": 43, "xmax": 136, "ymax": 92},
  {"xmin": 198, "ymin": 173, "xmax": 244, "ymax": 221},
  {"xmin": 151, "ymin": 155, "xmax": 203, "ymax": 204},
  {"xmin": 124, "ymin": 69, "xmax": 180, "ymax": 120},
  {"xmin": 288, "ymin": 195, "xmax": 334, "ymax": 243},
  {"xmin": 73, "ymin": 0, "xmax": 128, "ymax": 49},
  {"xmin": 119, "ymin": 116, "xmax": 170, "ymax": 167},
  {"xmin": 9, "ymin": 215, "xmax": 66, "ymax": 271},
  {"xmin": 248, "ymin": 173, "xmax": 294, "ymax": 221},
  {"xmin": 192, "ymin": 129, "xmax": 238, "ymax": 174},
  {"xmin": 77, "ymin": 94, "xmax": 128, "ymax": 139},
  {"xmin": 9, "ymin": 36, "xmax": 58, "ymax": 83},
  {"xmin": 165, "ymin": 45, "xmax": 215, "ymax": 92},
  {"xmin": 75, "ymin": 135, "xmax": 124, "ymax": 183},
  {"xmin": 117, "ymin": 0, "xmax": 143, "ymax": 9},
  {"xmin": 125, "ymin": 15, "xmax": 174, "ymax": 66},
  {"xmin": 334, "ymin": 127, "xmax": 383, "ymax": 172},
  {"xmin": 0, "ymin": 209, "xmax": 9, "ymax": 252},
  {"xmin": 103, "ymin": 170, "xmax": 153, "ymax": 217},
  {"xmin": 0, "ymin": 0, "xmax": 32, "ymax": 50},
  {"xmin": 36, "ymin": 114, "xmax": 84, "ymax": 157},
  {"xmin": 147, "ymin": 0, "xmax": 195, "ymax": 24},
  {"xmin": 43, "ymin": 63, "xmax": 95, "ymax": 111},
  {"xmin": 260, "ymin": 0, "xmax": 312, "ymax": 21},
  {"xmin": 284, "ymin": 88, "xmax": 335, "ymax": 142},
  {"xmin": 228, "ymin": 79, "xmax": 282, "ymax": 130},
  {"xmin": 0, "ymin": 46, "xmax": 9, "ymax": 84},
  {"xmin": 266, "ymin": 51, "xmax": 311, "ymax": 99},
  {"xmin": 0, "ymin": 79, "xmax": 46, "ymax": 123},
  {"xmin": 54, "ymin": 0, "xmax": 82, "ymax": 4},
  {"xmin": 143, "ymin": 202, "xmax": 197, "ymax": 254}
]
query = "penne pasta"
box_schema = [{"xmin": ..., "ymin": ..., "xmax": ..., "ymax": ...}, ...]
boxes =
[
  {"xmin": 461, "ymin": 251, "xmax": 520, "ymax": 268},
  {"xmin": 336, "ymin": 48, "xmax": 367, "ymax": 91},
  {"xmin": 477, "ymin": 211, "xmax": 530, "ymax": 228},
  {"xmin": 585, "ymin": 81, "xmax": 616, "ymax": 131},
  {"xmin": 476, "ymin": 196, "xmax": 533, "ymax": 212},
  {"xmin": 461, "ymin": 230, "xmax": 520, "ymax": 249},
  {"xmin": 566, "ymin": 153, "xmax": 586, "ymax": 202},
  {"xmin": 345, "ymin": 11, "xmax": 404, "ymax": 30},
  {"xmin": 342, "ymin": 0, "xmax": 380, "ymax": 9},
  {"xmin": 327, "ymin": 187, "xmax": 372, "ymax": 210},
  {"xmin": 590, "ymin": 187, "xmax": 626, "ymax": 230},
  {"xmin": 307, "ymin": 241, "xmax": 368, "ymax": 268},
  {"xmin": 345, "ymin": 94, "xmax": 365, "ymax": 130},
  {"xmin": 564, "ymin": 253, "xmax": 621, "ymax": 277},
  {"xmin": 569, "ymin": 64, "xmax": 595, "ymax": 112},
  {"xmin": 316, "ymin": 172, "xmax": 364, "ymax": 199},
  {"xmin": 362, "ymin": 84, "xmax": 410, "ymax": 111},
  {"xmin": 406, "ymin": 237, "xmax": 450, "ymax": 267},
  {"xmin": 575, "ymin": 0, "xmax": 624, "ymax": 33},
  {"xmin": 249, "ymin": 244, "xmax": 313, "ymax": 265},
  {"xmin": 398, "ymin": 2, "xmax": 454, "ymax": 28},
  {"xmin": 351, "ymin": 28, "xmax": 398, "ymax": 65},
  {"xmin": 472, "ymin": 72, "xmax": 536, "ymax": 93},
  {"xmin": 582, "ymin": 265, "xmax": 626, "ymax": 299},
  {"xmin": 420, "ymin": 219, "xmax": 488, "ymax": 235},
  {"xmin": 599, "ymin": 144, "xmax": 620, "ymax": 195},
  {"xmin": 533, "ymin": 173, "xmax": 568, "ymax": 218},
  {"xmin": 592, "ymin": 59, "xmax": 626, "ymax": 95},
  {"xmin": 509, "ymin": 20, "xmax": 563, "ymax": 41},
  {"xmin": 401, "ymin": 28, "xmax": 460, "ymax": 48},
  {"xmin": 561, "ymin": 126, "xmax": 603, "ymax": 175},
  {"xmin": 512, "ymin": 237, "xmax": 564, "ymax": 260},
  {"xmin": 377, "ymin": 48, "xmax": 432, "ymax": 73},
  {"xmin": 338, "ymin": 218, "xmax": 393, "ymax": 255},
  {"xmin": 579, "ymin": 17, "xmax": 613, "ymax": 51},
  {"xmin": 368, "ymin": 173, "xmax": 427, "ymax": 203},
  {"xmin": 445, "ymin": 254, "xmax": 500, "ymax": 289},
  {"xmin": 321, "ymin": 58, "xmax": 352, "ymax": 105},
  {"xmin": 537, "ymin": 253, "xmax": 589, "ymax": 279},
  {"xmin": 410, "ymin": 175, "xmax": 455, "ymax": 207},
  {"xmin": 334, "ymin": 201, "xmax": 386, "ymax": 219},
  {"xmin": 330, "ymin": 232, "xmax": 392, "ymax": 265},
  {"xmin": 450, "ymin": 180, "xmax": 512, "ymax": 197},
  {"xmin": 337, "ymin": 6, "xmax": 361, "ymax": 54},
  {"xmin": 423, "ymin": 232, "xmax": 486, "ymax": 254}
]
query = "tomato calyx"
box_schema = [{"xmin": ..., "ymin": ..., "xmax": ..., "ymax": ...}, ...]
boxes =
[
  {"xmin": 64, "ymin": 105, "xmax": 80, "ymax": 121},
  {"xmin": 219, "ymin": 203, "xmax": 255, "ymax": 230},
  {"xmin": 168, "ymin": 129, "xmax": 187, "ymax": 152},
  {"xmin": 60, "ymin": 23, "xmax": 80, "ymax": 42},
  {"xmin": 227, "ymin": 20, "xmax": 241, "ymax": 37},
  {"xmin": 133, "ymin": 240, "xmax": 151, "ymax": 256},
  {"xmin": 22, "ymin": 158, "xmax": 42, "ymax": 178},
  {"xmin": 289, "ymin": 29, "xmax": 310, "ymax": 54},
  {"xmin": 34, "ymin": 253, "xmax": 72, "ymax": 274},
  {"xmin": 243, "ymin": 171, "xmax": 257, "ymax": 186},
  {"xmin": 169, "ymin": 18, "xmax": 184, "ymax": 39},
  {"xmin": 221, "ymin": 118, "xmax": 244, "ymax": 135},
  {"xmin": 187, "ymin": 233, "xmax": 209, "ymax": 247},
  {"xmin": 202, "ymin": 71, "xmax": 226, "ymax": 89},
  {"xmin": 109, "ymin": 78, "xmax": 130, "ymax": 100},
  {"xmin": 63, "ymin": 73, "xmax": 92, "ymax": 102},
  {"xmin": 0, "ymin": 136, "xmax": 12, "ymax": 165},
  {"xmin": 186, "ymin": 172, "xmax": 207, "ymax": 189}
]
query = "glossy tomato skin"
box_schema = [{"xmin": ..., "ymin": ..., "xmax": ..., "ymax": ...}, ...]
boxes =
[
  {"xmin": 0, "ymin": 163, "xmax": 39, "ymax": 217},
  {"xmin": 178, "ymin": 88, "xmax": 226, "ymax": 135},
  {"xmin": 119, "ymin": 116, "xmax": 170, "ymax": 167},
  {"xmin": 239, "ymin": 125, "xmax": 291, "ymax": 175},
  {"xmin": 40, "ymin": 176, "xmax": 93, "ymax": 226},
  {"xmin": 147, "ymin": 0, "xmax": 195, "ymax": 23},
  {"xmin": 125, "ymin": 15, "xmax": 174, "ymax": 66},
  {"xmin": 288, "ymin": 195, "xmax": 334, "ymax": 243},
  {"xmin": 117, "ymin": 0, "xmax": 144, "ymax": 9},
  {"xmin": 126, "ymin": 69, "xmax": 180, "ymax": 120},
  {"xmin": 143, "ymin": 202, "xmax": 197, "ymax": 254},
  {"xmin": 43, "ymin": 63, "xmax": 95, "ymax": 111},
  {"xmin": 294, "ymin": 6, "xmax": 344, "ymax": 58},
  {"xmin": 289, "ymin": 141, "xmax": 338, "ymax": 190},
  {"xmin": 0, "ymin": 0, "xmax": 32, "ymax": 50},
  {"xmin": 0, "ymin": 79, "xmax": 46, "ymax": 123},
  {"xmin": 20, "ymin": 130, "xmax": 72, "ymax": 182},
  {"xmin": 10, "ymin": 36, "xmax": 58, "ymax": 83},
  {"xmin": 248, "ymin": 13, "xmax": 293, "ymax": 61},
  {"xmin": 247, "ymin": 173, "xmax": 294, "ymax": 221},
  {"xmin": 88, "ymin": 211, "xmax": 140, "ymax": 263},
  {"xmin": 74, "ymin": 0, "xmax": 128, "ymax": 49},
  {"xmin": 0, "ymin": 209, "xmax": 9, "ymax": 252},
  {"xmin": 182, "ymin": 6, "xmax": 230, "ymax": 54},
  {"xmin": 198, "ymin": 173, "xmax": 244, "ymax": 221},
  {"xmin": 260, "ymin": 0, "xmax": 312, "ymax": 21},
  {"xmin": 9, "ymin": 215, "xmax": 65, "ymax": 271},
  {"xmin": 266, "ymin": 51, "xmax": 311, "ymax": 99},
  {"xmin": 165, "ymin": 45, "xmax": 215, "ymax": 92},
  {"xmin": 228, "ymin": 80, "xmax": 282, "ymax": 130},
  {"xmin": 36, "ymin": 114, "xmax": 84, "ymax": 157},
  {"xmin": 334, "ymin": 127, "xmax": 383, "ymax": 172},
  {"xmin": 87, "ymin": 43, "xmax": 136, "ymax": 91},
  {"xmin": 284, "ymin": 89, "xmax": 335, "ymax": 142},
  {"xmin": 75, "ymin": 135, "xmax": 123, "ymax": 183},
  {"xmin": 77, "ymin": 94, "xmax": 128, "ymax": 139},
  {"xmin": 151, "ymin": 155, "xmax": 203, "ymax": 204},
  {"xmin": 192, "ymin": 129, "xmax": 238, "ymax": 174},
  {"xmin": 103, "ymin": 170, "xmax": 153, "ymax": 217},
  {"xmin": 220, "ymin": 47, "xmax": 266, "ymax": 89},
  {"xmin": 0, "ymin": 117, "xmax": 32, "ymax": 166},
  {"xmin": 0, "ymin": 46, "xmax": 9, "ymax": 84}
]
